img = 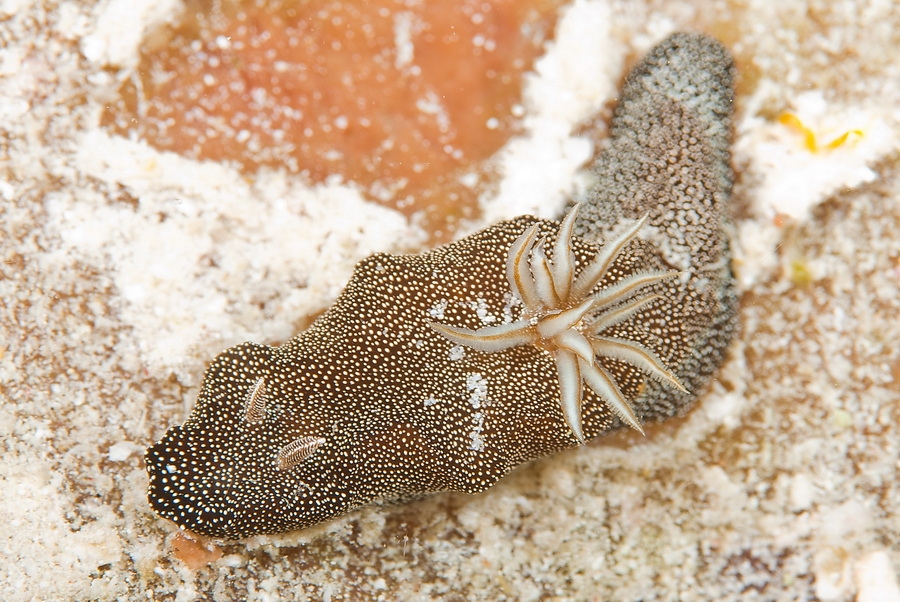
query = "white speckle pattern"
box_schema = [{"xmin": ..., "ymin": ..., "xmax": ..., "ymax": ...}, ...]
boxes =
[{"xmin": 145, "ymin": 33, "xmax": 737, "ymax": 538}]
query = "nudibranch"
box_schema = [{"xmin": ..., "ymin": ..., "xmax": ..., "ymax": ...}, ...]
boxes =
[{"xmin": 145, "ymin": 32, "xmax": 737, "ymax": 539}]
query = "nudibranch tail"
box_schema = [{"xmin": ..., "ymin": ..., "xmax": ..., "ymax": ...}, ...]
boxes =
[
  {"xmin": 431, "ymin": 204, "xmax": 687, "ymax": 442},
  {"xmin": 573, "ymin": 31, "xmax": 737, "ymax": 425}
]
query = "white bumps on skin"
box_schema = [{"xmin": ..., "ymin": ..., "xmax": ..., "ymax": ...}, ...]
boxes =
[
  {"xmin": 145, "ymin": 32, "xmax": 737, "ymax": 538},
  {"xmin": 574, "ymin": 32, "xmax": 737, "ymax": 422}
]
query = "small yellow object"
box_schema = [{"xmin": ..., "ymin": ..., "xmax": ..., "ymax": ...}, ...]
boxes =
[
  {"xmin": 778, "ymin": 112, "xmax": 863, "ymax": 153},
  {"xmin": 831, "ymin": 408, "xmax": 854, "ymax": 430},
  {"xmin": 788, "ymin": 259, "xmax": 814, "ymax": 287}
]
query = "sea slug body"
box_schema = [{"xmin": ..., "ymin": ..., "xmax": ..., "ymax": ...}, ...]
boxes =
[{"xmin": 145, "ymin": 32, "xmax": 737, "ymax": 539}]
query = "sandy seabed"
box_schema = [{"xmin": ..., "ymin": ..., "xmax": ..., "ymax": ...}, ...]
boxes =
[{"xmin": 2, "ymin": 0, "xmax": 900, "ymax": 600}]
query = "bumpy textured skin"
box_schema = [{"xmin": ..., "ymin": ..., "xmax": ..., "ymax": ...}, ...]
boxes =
[
  {"xmin": 145, "ymin": 33, "xmax": 737, "ymax": 539},
  {"xmin": 574, "ymin": 32, "xmax": 737, "ymax": 422}
]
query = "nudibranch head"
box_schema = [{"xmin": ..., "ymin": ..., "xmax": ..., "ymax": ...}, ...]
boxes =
[
  {"xmin": 430, "ymin": 205, "xmax": 687, "ymax": 442},
  {"xmin": 145, "ymin": 342, "xmax": 353, "ymax": 538}
]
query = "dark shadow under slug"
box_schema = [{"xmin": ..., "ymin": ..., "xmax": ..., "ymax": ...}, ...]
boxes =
[{"xmin": 145, "ymin": 32, "xmax": 738, "ymax": 539}]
